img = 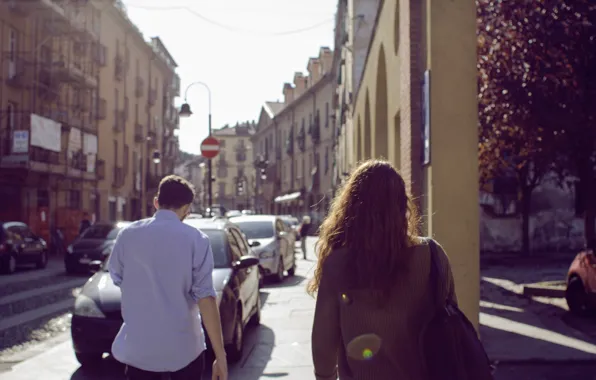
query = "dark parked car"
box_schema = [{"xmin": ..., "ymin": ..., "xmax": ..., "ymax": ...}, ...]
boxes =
[
  {"xmin": 70, "ymin": 218, "xmax": 261, "ymax": 367},
  {"xmin": 566, "ymin": 243, "xmax": 596, "ymax": 314},
  {"xmin": 64, "ymin": 221, "xmax": 131, "ymax": 274},
  {"xmin": 0, "ymin": 221, "xmax": 48, "ymax": 274}
]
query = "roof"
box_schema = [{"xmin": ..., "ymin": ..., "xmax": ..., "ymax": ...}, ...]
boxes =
[
  {"xmin": 228, "ymin": 215, "xmax": 277, "ymax": 223},
  {"xmin": 264, "ymin": 101, "xmax": 284, "ymax": 117},
  {"xmin": 213, "ymin": 122, "xmax": 256, "ymax": 137}
]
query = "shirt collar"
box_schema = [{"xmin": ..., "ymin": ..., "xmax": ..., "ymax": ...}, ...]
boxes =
[{"xmin": 154, "ymin": 209, "xmax": 181, "ymax": 221}]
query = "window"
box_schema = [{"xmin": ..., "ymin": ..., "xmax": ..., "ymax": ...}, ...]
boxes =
[
  {"xmin": 37, "ymin": 190, "xmax": 49, "ymax": 208},
  {"xmin": 218, "ymin": 182, "xmax": 226, "ymax": 197},
  {"xmin": 219, "ymin": 139, "xmax": 226, "ymax": 148},
  {"xmin": 325, "ymin": 146, "xmax": 329, "ymax": 174},
  {"xmin": 234, "ymin": 221, "xmax": 275, "ymax": 240},
  {"xmin": 325, "ymin": 102, "xmax": 330, "ymax": 127},
  {"xmin": 113, "ymin": 140, "xmax": 118, "ymax": 165},
  {"xmin": 135, "ymin": 103, "xmax": 139, "ymax": 123},
  {"xmin": 68, "ymin": 190, "xmax": 81, "ymax": 209},
  {"xmin": 230, "ymin": 228, "xmax": 250, "ymax": 257},
  {"xmin": 6, "ymin": 102, "xmax": 16, "ymax": 130},
  {"xmin": 8, "ymin": 28, "xmax": 17, "ymax": 78},
  {"xmin": 124, "ymin": 144, "xmax": 129, "ymax": 174}
]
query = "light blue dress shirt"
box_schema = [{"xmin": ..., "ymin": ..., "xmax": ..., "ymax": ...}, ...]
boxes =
[{"xmin": 108, "ymin": 209, "xmax": 217, "ymax": 372}]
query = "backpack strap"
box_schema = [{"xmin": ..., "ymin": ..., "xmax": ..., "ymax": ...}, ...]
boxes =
[{"xmin": 427, "ymin": 238, "xmax": 446, "ymax": 309}]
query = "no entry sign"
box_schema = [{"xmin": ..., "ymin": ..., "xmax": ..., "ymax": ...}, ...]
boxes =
[{"xmin": 200, "ymin": 136, "xmax": 220, "ymax": 159}]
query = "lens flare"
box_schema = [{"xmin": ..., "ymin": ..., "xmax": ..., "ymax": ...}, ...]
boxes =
[
  {"xmin": 362, "ymin": 348, "xmax": 373, "ymax": 359},
  {"xmin": 346, "ymin": 333, "xmax": 382, "ymax": 361}
]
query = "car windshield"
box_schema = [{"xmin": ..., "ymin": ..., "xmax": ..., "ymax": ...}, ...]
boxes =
[
  {"xmin": 234, "ymin": 221, "xmax": 275, "ymax": 240},
  {"xmin": 102, "ymin": 229, "xmax": 229, "ymax": 271},
  {"xmin": 80, "ymin": 225, "xmax": 122, "ymax": 240},
  {"xmin": 281, "ymin": 218, "xmax": 298, "ymax": 227}
]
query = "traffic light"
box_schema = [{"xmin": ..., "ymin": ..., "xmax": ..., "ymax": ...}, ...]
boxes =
[{"xmin": 259, "ymin": 167, "xmax": 266, "ymax": 180}]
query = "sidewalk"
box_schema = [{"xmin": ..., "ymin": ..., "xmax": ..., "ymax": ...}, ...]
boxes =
[{"xmin": 233, "ymin": 255, "xmax": 317, "ymax": 380}]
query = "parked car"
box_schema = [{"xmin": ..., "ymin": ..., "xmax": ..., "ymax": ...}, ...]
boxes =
[
  {"xmin": 229, "ymin": 215, "xmax": 296, "ymax": 282},
  {"xmin": 0, "ymin": 221, "xmax": 48, "ymax": 274},
  {"xmin": 64, "ymin": 221, "xmax": 131, "ymax": 274},
  {"xmin": 280, "ymin": 215, "xmax": 301, "ymax": 241},
  {"xmin": 566, "ymin": 244, "xmax": 596, "ymax": 314},
  {"xmin": 70, "ymin": 218, "xmax": 261, "ymax": 367}
]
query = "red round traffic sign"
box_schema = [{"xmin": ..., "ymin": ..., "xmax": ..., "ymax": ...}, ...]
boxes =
[{"xmin": 200, "ymin": 136, "xmax": 220, "ymax": 159}]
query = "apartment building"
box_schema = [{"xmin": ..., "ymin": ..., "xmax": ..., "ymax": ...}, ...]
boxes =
[
  {"xmin": 253, "ymin": 47, "xmax": 335, "ymax": 223},
  {"xmin": 96, "ymin": 2, "xmax": 180, "ymax": 222},
  {"xmin": 332, "ymin": 0, "xmax": 380, "ymax": 188},
  {"xmin": 0, "ymin": 1, "xmax": 102, "ymax": 243},
  {"xmin": 211, "ymin": 122, "xmax": 255, "ymax": 212},
  {"xmin": 174, "ymin": 156, "xmax": 205, "ymax": 212}
]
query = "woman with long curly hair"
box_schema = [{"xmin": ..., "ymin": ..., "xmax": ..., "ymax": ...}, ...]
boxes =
[{"xmin": 309, "ymin": 160, "xmax": 458, "ymax": 380}]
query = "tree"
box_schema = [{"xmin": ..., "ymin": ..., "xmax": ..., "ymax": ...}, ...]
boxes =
[
  {"xmin": 477, "ymin": 0, "xmax": 554, "ymax": 255},
  {"xmin": 477, "ymin": 0, "xmax": 596, "ymax": 251}
]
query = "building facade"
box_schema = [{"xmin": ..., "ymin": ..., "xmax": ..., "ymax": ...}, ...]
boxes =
[
  {"xmin": 0, "ymin": 1, "xmax": 180, "ymax": 246},
  {"xmin": 211, "ymin": 122, "xmax": 255, "ymax": 212},
  {"xmin": 0, "ymin": 1, "xmax": 102, "ymax": 244},
  {"xmin": 253, "ymin": 47, "xmax": 335, "ymax": 225},
  {"xmin": 332, "ymin": 0, "xmax": 380, "ymax": 189},
  {"xmin": 348, "ymin": 0, "xmax": 480, "ymax": 326},
  {"xmin": 95, "ymin": 2, "xmax": 180, "ymax": 223}
]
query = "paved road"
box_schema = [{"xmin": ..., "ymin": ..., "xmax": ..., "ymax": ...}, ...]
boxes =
[{"xmin": 0, "ymin": 237, "xmax": 319, "ymax": 380}]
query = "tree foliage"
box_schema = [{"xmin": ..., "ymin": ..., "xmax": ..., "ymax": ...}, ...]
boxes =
[{"xmin": 477, "ymin": 0, "xmax": 596, "ymax": 245}]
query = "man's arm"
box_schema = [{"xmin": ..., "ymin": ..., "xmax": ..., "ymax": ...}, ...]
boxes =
[
  {"xmin": 190, "ymin": 233, "xmax": 226, "ymax": 359},
  {"xmin": 107, "ymin": 230, "xmax": 125, "ymax": 287}
]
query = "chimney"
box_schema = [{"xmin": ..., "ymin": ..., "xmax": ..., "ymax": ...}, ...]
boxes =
[
  {"xmin": 293, "ymin": 72, "xmax": 307, "ymax": 97},
  {"xmin": 307, "ymin": 57, "xmax": 322, "ymax": 84},
  {"xmin": 319, "ymin": 47, "xmax": 333, "ymax": 74},
  {"xmin": 283, "ymin": 82, "xmax": 295, "ymax": 105}
]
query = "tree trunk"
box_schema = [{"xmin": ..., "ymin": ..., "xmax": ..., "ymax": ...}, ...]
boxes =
[{"xmin": 520, "ymin": 186, "xmax": 533, "ymax": 256}]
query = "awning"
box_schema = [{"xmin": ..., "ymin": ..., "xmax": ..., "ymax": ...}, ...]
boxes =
[{"xmin": 274, "ymin": 191, "xmax": 301, "ymax": 203}]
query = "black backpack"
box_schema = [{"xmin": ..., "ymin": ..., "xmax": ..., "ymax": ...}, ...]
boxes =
[{"xmin": 422, "ymin": 239, "xmax": 495, "ymax": 380}]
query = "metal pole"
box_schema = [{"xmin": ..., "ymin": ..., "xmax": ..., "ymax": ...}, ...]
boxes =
[{"xmin": 207, "ymin": 113, "xmax": 212, "ymax": 214}]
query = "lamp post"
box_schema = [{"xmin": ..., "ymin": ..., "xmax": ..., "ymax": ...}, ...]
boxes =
[{"xmin": 179, "ymin": 81, "xmax": 213, "ymax": 212}]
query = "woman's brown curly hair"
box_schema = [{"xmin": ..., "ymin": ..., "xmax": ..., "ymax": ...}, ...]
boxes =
[{"xmin": 307, "ymin": 160, "xmax": 420, "ymax": 298}]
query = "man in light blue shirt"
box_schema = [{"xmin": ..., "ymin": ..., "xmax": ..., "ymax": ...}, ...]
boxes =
[{"xmin": 108, "ymin": 175, "xmax": 228, "ymax": 380}]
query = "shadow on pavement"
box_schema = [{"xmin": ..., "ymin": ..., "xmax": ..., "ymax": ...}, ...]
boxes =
[
  {"xmin": 263, "ymin": 275, "xmax": 307, "ymax": 289},
  {"xmin": 68, "ymin": 315, "xmax": 277, "ymax": 380},
  {"xmin": 480, "ymin": 278, "xmax": 596, "ymax": 370}
]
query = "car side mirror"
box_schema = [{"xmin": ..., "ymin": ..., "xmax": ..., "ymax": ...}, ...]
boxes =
[
  {"xmin": 234, "ymin": 256, "xmax": 259, "ymax": 269},
  {"xmin": 89, "ymin": 260, "xmax": 102, "ymax": 273},
  {"xmin": 249, "ymin": 240, "xmax": 261, "ymax": 248}
]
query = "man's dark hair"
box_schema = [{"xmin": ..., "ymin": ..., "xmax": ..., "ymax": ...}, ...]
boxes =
[{"xmin": 157, "ymin": 175, "xmax": 195, "ymax": 209}]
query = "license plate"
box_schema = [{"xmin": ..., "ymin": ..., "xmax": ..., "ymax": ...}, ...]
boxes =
[{"xmin": 79, "ymin": 258, "xmax": 91, "ymax": 264}]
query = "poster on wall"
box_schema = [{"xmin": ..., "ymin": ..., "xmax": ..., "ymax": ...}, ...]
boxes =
[{"xmin": 12, "ymin": 130, "xmax": 29, "ymax": 154}]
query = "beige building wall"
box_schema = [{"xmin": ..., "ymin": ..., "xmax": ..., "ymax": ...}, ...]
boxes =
[
  {"xmin": 96, "ymin": 3, "xmax": 178, "ymax": 222},
  {"xmin": 212, "ymin": 123, "xmax": 255, "ymax": 211},
  {"xmin": 350, "ymin": 0, "xmax": 480, "ymax": 327}
]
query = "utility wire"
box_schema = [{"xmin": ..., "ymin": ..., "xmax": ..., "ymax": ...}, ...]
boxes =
[{"xmin": 124, "ymin": 4, "xmax": 334, "ymax": 36}]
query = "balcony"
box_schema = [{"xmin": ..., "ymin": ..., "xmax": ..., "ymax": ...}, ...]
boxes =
[
  {"xmin": 51, "ymin": 58, "xmax": 98, "ymax": 88},
  {"xmin": 134, "ymin": 123, "xmax": 144, "ymax": 143},
  {"xmin": 309, "ymin": 117, "xmax": 321, "ymax": 144},
  {"xmin": 172, "ymin": 75, "xmax": 181, "ymax": 97},
  {"xmin": 297, "ymin": 126, "xmax": 306, "ymax": 152},
  {"xmin": 112, "ymin": 166, "xmax": 124, "ymax": 188},
  {"xmin": 135, "ymin": 77, "xmax": 145, "ymax": 98},
  {"xmin": 147, "ymin": 128, "xmax": 157, "ymax": 143},
  {"xmin": 12, "ymin": 0, "xmax": 67, "ymax": 19},
  {"xmin": 114, "ymin": 55, "xmax": 125, "ymax": 81},
  {"xmin": 113, "ymin": 110, "xmax": 125, "ymax": 132},
  {"xmin": 148, "ymin": 88, "xmax": 157, "ymax": 107}
]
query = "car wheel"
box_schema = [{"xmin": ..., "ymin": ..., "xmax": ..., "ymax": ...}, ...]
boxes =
[
  {"xmin": 75, "ymin": 352, "xmax": 103, "ymax": 367},
  {"xmin": 287, "ymin": 257, "xmax": 296, "ymax": 276},
  {"xmin": 1, "ymin": 255, "xmax": 17, "ymax": 275},
  {"xmin": 226, "ymin": 315, "xmax": 244, "ymax": 363},
  {"xmin": 249, "ymin": 293, "xmax": 261, "ymax": 326},
  {"xmin": 274, "ymin": 258, "xmax": 284, "ymax": 283},
  {"xmin": 36, "ymin": 250, "xmax": 48, "ymax": 269},
  {"xmin": 567, "ymin": 276, "xmax": 589, "ymax": 315}
]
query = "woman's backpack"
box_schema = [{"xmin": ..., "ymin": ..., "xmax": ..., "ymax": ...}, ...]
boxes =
[{"xmin": 421, "ymin": 239, "xmax": 495, "ymax": 380}]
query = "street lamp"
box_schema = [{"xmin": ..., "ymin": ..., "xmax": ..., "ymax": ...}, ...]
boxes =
[
  {"xmin": 179, "ymin": 81, "xmax": 213, "ymax": 211},
  {"xmin": 152, "ymin": 150, "xmax": 161, "ymax": 164},
  {"xmin": 253, "ymin": 155, "xmax": 269, "ymax": 213}
]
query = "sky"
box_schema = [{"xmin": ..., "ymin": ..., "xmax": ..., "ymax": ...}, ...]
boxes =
[{"xmin": 122, "ymin": 0, "xmax": 337, "ymax": 155}]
